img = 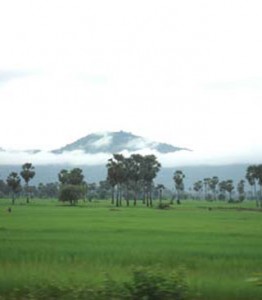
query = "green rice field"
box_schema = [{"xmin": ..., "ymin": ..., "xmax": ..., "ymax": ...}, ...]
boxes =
[{"xmin": 0, "ymin": 199, "xmax": 261, "ymax": 299}]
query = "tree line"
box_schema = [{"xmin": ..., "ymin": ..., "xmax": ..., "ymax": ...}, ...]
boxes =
[
  {"xmin": 2, "ymin": 158, "xmax": 262, "ymax": 208},
  {"xmin": 5, "ymin": 163, "xmax": 35, "ymax": 204}
]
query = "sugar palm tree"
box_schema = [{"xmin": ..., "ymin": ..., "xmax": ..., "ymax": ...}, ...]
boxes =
[
  {"xmin": 225, "ymin": 180, "xmax": 234, "ymax": 202},
  {"xmin": 20, "ymin": 163, "xmax": 35, "ymax": 203},
  {"xmin": 6, "ymin": 172, "xmax": 21, "ymax": 205},
  {"xmin": 246, "ymin": 165, "xmax": 258, "ymax": 207},
  {"xmin": 130, "ymin": 154, "xmax": 143, "ymax": 206},
  {"xmin": 208, "ymin": 176, "xmax": 219, "ymax": 200},
  {"xmin": 193, "ymin": 180, "xmax": 203, "ymax": 200},
  {"xmin": 237, "ymin": 179, "xmax": 245, "ymax": 202},
  {"xmin": 173, "ymin": 170, "xmax": 185, "ymax": 204},
  {"xmin": 141, "ymin": 155, "xmax": 161, "ymax": 207},
  {"xmin": 203, "ymin": 178, "xmax": 210, "ymax": 200},
  {"xmin": 156, "ymin": 184, "xmax": 165, "ymax": 203},
  {"xmin": 106, "ymin": 154, "xmax": 126, "ymax": 207}
]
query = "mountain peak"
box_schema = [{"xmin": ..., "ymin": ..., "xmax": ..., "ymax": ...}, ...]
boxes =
[{"xmin": 53, "ymin": 131, "xmax": 189, "ymax": 154}]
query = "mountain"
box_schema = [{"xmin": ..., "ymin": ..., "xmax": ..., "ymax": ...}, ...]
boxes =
[
  {"xmin": 53, "ymin": 131, "xmax": 189, "ymax": 154},
  {"xmin": 0, "ymin": 132, "xmax": 250, "ymax": 189}
]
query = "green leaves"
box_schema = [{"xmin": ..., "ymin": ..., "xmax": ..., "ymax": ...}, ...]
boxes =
[
  {"xmin": 58, "ymin": 168, "xmax": 86, "ymax": 205},
  {"xmin": 58, "ymin": 168, "xmax": 84, "ymax": 186},
  {"xmin": 173, "ymin": 170, "xmax": 185, "ymax": 191},
  {"xmin": 59, "ymin": 184, "xmax": 85, "ymax": 205},
  {"xmin": 6, "ymin": 172, "xmax": 21, "ymax": 191},
  {"xmin": 20, "ymin": 163, "xmax": 35, "ymax": 184}
]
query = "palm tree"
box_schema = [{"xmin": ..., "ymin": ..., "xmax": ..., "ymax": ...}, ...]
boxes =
[
  {"xmin": 6, "ymin": 172, "xmax": 21, "ymax": 205},
  {"xmin": 106, "ymin": 154, "xmax": 126, "ymax": 207},
  {"xmin": 218, "ymin": 180, "xmax": 227, "ymax": 200},
  {"xmin": 255, "ymin": 164, "xmax": 262, "ymax": 208},
  {"xmin": 156, "ymin": 184, "xmax": 165, "ymax": 203},
  {"xmin": 173, "ymin": 170, "xmax": 185, "ymax": 204},
  {"xmin": 225, "ymin": 180, "xmax": 234, "ymax": 202},
  {"xmin": 58, "ymin": 169, "xmax": 69, "ymax": 185},
  {"xmin": 237, "ymin": 179, "xmax": 245, "ymax": 202},
  {"xmin": 20, "ymin": 163, "xmax": 35, "ymax": 203},
  {"xmin": 130, "ymin": 154, "xmax": 143, "ymax": 206},
  {"xmin": 123, "ymin": 157, "xmax": 133, "ymax": 206},
  {"xmin": 203, "ymin": 178, "xmax": 210, "ymax": 200},
  {"xmin": 106, "ymin": 158, "xmax": 118, "ymax": 204},
  {"xmin": 208, "ymin": 176, "xmax": 219, "ymax": 200},
  {"xmin": 193, "ymin": 180, "xmax": 203, "ymax": 200},
  {"xmin": 246, "ymin": 165, "xmax": 258, "ymax": 207},
  {"xmin": 141, "ymin": 155, "xmax": 161, "ymax": 207}
]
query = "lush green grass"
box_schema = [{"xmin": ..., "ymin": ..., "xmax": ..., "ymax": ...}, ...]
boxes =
[{"xmin": 0, "ymin": 198, "xmax": 262, "ymax": 299}]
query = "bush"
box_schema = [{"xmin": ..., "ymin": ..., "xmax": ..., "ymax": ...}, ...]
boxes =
[
  {"xmin": 157, "ymin": 203, "xmax": 171, "ymax": 210},
  {"xmin": 1, "ymin": 268, "xmax": 188, "ymax": 300},
  {"xmin": 59, "ymin": 184, "xmax": 84, "ymax": 205},
  {"xmin": 126, "ymin": 267, "xmax": 188, "ymax": 300},
  {"xmin": 218, "ymin": 193, "xmax": 226, "ymax": 201},
  {"xmin": 239, "ymin": 195, "xmax": 245, "ymax": 202}
]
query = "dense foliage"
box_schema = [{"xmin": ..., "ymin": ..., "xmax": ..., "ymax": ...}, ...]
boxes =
[
  {"xmin": 106, "ymin": 154, "xmax": 161, "ymax": 207},
  {"xmin": 58, "ymin": 168, "xmax": 86, "ymax": 205}
]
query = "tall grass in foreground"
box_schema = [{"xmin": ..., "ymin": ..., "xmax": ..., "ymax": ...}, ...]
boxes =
[{"xmin": 0, "ymin": 199, "xmax": 261, "ymax": 299}]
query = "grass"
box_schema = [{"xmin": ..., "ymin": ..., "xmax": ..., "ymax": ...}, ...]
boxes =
[{"xmin": 0, "ymin": 198, "xmax": 262, "ymax": 299}]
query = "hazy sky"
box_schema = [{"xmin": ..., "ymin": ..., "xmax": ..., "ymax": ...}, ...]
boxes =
[{"xmin": 1, "ymin": 0, "xmax": 262, "ymax": 163}]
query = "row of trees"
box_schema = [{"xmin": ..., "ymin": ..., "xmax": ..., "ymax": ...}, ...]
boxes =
[
  {"xmin": 5, "ymin": 165, "xmax": 87, "ymax": 206},
  {"xmin": 192, "ymin": 177, "xmax": 245, "ymax": 202},
  {"xmin": 192, "ymin": 165, "xmax": 260, "ymax": 207},
  {"xmin": 2, "ymin": 159, "xmax": 262, "ymax": 208},
  {"xmin": 106, "ymin": 158, "xmax": 262, "ymax": 207},
  {"xmin": 0, "ymin": 180, "xmax": 59, "ymax": 200}
]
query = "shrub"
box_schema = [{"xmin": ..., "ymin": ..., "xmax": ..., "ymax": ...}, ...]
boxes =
[
  {"xmin": 1, "ymin": 268, "xmax": 188, "ymax": 300},
  {"xmin": 239, "ymin": 195, "xmax": 245, "ymax": 202},
  {"xmin": 126, "ymin": 267, "xmax": 188, "ymax": 300},
  {"xmin": 157, "ymin": 203, "xmax": 171, "ymax": 210},
  {"xmin": 59, "ymin": 184, "xmax": 84, "ymax": 205}
]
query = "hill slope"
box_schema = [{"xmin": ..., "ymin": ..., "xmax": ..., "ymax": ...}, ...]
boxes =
[{"xmin": 53, "ymin": 131, "xmax": 189, "ymax": 154}]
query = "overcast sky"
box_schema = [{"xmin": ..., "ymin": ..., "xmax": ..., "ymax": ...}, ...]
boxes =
[{"xmin": 1, "ymin": 0, "xmax": 262, "ymax": 164}]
